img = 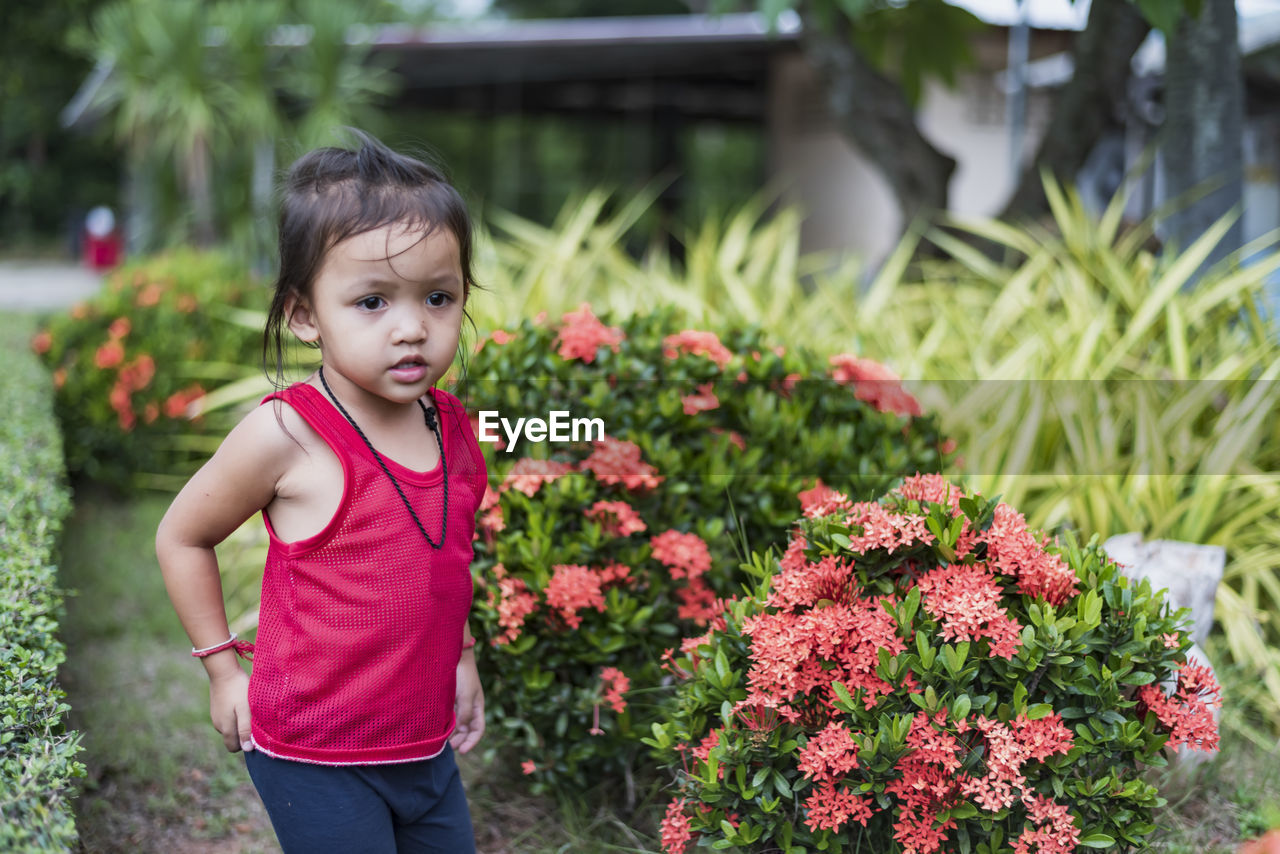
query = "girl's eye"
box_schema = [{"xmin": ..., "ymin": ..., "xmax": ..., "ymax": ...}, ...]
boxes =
[
  {"xmin": 356, "ymin": 296, "xmax": 385, "ymax": 311},
  {"xmin": 427, "ymin": 292, "xmax": 452, "ymax": 307}
]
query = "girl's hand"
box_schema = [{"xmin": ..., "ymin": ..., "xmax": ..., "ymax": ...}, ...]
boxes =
[
  {"xmin": 208, "ymin": 664, "xmax": 253, "ymax": 753},
  {"xmin": 450, "ymin": 649, "xmax": 485, "ymax": 755}
]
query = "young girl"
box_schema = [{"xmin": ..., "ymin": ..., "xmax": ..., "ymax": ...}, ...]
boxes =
[{"xmin": 156, "ymin": 133, "xmax": 488, "ymax": 853}]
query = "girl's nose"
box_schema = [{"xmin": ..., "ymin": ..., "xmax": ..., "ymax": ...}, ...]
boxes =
[{"xmin": 392, "ymin": 309, "xmax": 428, "ymax": 343}]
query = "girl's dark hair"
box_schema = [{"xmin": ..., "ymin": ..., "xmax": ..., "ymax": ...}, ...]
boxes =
[{"xmin": 263, "ymin": 130, "xmax": 477, "ymax": 387}]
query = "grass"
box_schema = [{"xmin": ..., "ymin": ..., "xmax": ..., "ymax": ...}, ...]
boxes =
[
  {"xmin": 54, "ymin": 491, "xmax": 1280, "ymax": 853},
  {"xmin": 58, "ymin": 490, "xmax": 276, "ymax": 854}
]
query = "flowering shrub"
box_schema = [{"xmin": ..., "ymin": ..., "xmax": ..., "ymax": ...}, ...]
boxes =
[
  {"xmin": 648, "ymin": 475, "xmax": 1219, "ymax": 853},
  {"xmin": 34, "ymin": 250, "xmax": 263, "ymax": 491},
  {"xmin": 460, "ymin": 306, "xmax": 952, "ymax": 794}
]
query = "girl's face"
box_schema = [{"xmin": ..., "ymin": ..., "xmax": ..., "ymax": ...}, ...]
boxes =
[{"xmin": 287, "ymin": 221, "xmax": 465, "ymax": 414}]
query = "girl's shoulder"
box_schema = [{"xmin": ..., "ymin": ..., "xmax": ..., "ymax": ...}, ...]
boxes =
[{"xmin": 230, "ymin": 390, "xmax": 318, "ymax": 462}]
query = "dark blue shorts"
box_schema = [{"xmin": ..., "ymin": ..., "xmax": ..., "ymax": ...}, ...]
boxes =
[{"xmin": 243, "ymin": 745, "xmax": 475, "ymax": 854}]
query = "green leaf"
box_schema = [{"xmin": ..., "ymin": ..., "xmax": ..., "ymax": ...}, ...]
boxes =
[
  {"xmin": 1026, "ymin": 703, "xmax": 1053, "ymax": 720},
  {"xmin": 1080, "ymin": 833, "xmax": 1117, "ymax": 848},
  {"xmin": 1135, "ymin": 0, "xmax": 1183, "ymax": 34}
]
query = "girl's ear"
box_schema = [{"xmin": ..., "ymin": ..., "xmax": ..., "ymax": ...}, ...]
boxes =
[{"xmin": 286, "ymin": 294, "xmax": 320, "ymax": 344}]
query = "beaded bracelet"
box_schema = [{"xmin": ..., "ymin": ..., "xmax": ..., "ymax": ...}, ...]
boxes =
[{"xmin": 191, "ymin": 632, "xmax": 255, "ymax": 661}]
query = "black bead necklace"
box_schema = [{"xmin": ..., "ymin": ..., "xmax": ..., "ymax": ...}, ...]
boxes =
[{"xmin": 318, "ymin": 366, "xmax": 448, "ymax": 550}]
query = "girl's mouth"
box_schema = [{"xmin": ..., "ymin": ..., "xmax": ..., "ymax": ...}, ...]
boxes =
[{"xmin": 389, "ymin": 358, "xmax": 428, "ymax": 382}]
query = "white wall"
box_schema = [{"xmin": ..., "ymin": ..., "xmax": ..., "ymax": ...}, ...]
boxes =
[{"xmin": 768, "ymin": 54, "xmax": 1053, "ymax": 267}]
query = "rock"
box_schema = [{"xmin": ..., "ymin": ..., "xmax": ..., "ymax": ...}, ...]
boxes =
[{"xmin": 1102, "ymin": 532, "xmax": 1225, "ymax": 647}]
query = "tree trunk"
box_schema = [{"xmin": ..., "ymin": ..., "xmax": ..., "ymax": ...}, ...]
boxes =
[
  {"xmin": 1162, "ymin": 0, "xmax": 1244, "ymax": 272},
  {"xmin": 185, "ymin": 131, "xmax": 217, "ymax": 248},
  {"xmin": 796, "ymin": 4, "xmax": 956, "ymax": 226},
  {"xmin": 1001, "ymin": 0, "xmax": 1150, "ymax": 221}
]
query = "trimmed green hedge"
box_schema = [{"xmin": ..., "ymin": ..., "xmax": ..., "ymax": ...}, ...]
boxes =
[{"xmin": 0, "ymin": 315, "xmax": 82, "ymax": 851}]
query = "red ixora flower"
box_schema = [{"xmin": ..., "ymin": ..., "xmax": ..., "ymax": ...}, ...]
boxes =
[
  {"xmin": 1137, "ymin": 661, "xmax": 1222, "ymax": 751},
  {"xmin": 554, "ymin": 304, "xmax": 623, "ymax": 363},
  {"xmin": 650, "ymin": 530, "xmax": 712, "ymax": 580},
  {"xmin": 828, "ymin": 353, "xmax": 922, "ymax": 417},
  {"xmin": 544, "ymin": 564, "xmax": 607, "ymax": 629},
  {"xmin": 916, "ymin": 562, "xmax": 1023, "ymax": 659},
  {"xmin": 803, "ymin": 780, "xmax": 874, "ymax": 834},
  {"xmin": 598, "ymin": 666, "xmax": 630, "ymax": 714},
  {"xmin": 798, "ymin": 480, "xmax": 853, "ymax": 519},
  {"xmin": 474, "ymin": 327, "xmax": 517, "ymax": 354},
  {"xmin": 581, "ymin": 436, "xmax": 662, "ymax": 490},
  {"xmin": 163, "ymin": 384, "xmax": 205, "ymax": 419},
  {"xmin": 117, "ymin": 354, "xmax": 155, "ymax": 392},
  {"xmin": 681, "ymin": 383, "xmax": 720, "ymax": 416},
  {"xmin": 895, "ymin": 473, "xmax": 965, "ymax": 512},
  {"xmin": 797, "ymin": 721, "xmax": 860, "ymax": 783},
  {"xmin": 660, "ymin": 798, "xmax": 695, "ymax": 854},
  {"xmin": 843, "ymin": 501, "xmax": 934, "ymax": 554},
  {"xmin": 30, "ymin": 330, "xmax": 52, "ymax": 355},
  {"xmin": 980, "ymin": 502, "xmax": 1078, "ymax": 606},
  {"xmin": 585, "ymin": 500, "xmax": 647, "ymax": 537},
  {"xmin": 501, "ymin": 457, "xmax": 574, "ymax": 497},
  {"xmin": 662, "ymin": 329, "xmax": 734, "ymax": 368},
  {"xmin": 487, "ymin": 564, "xmax": 536, "ymax": 645},
  {"xmin": 94, "ymin": 340, "xmax": 125, "ymax": 369}
]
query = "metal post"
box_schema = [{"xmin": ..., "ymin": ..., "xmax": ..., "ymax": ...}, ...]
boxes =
[{"xmin": 1006, "ymin": 0, "xmax": 1030, "ymax": 184}]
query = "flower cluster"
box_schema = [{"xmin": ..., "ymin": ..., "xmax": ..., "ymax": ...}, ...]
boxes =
[
  {"xmin": 585, "ymin": 500, "xmax": 647, "ymax": 537},
  {"xmin": 580, "ymin": 436, "xmax": 663, "ymax": 490},
  {"xmin": 555, "ymin": 304, "xmax": 624, "ymax": 363},
  {"xmin": 663, "ymin": 329, "xmax": 733, "ymax": 368},
  {"xmin": 649, "ymin": 530, "xmax": 712, "ymax": 580},
  {"xmin": 653, "ymin": 475, "xmax": 1217, "ymax": 854},
  {"xmin": 487, "ymin": 564, "xmax": 537, "ymax": 645},
  {"xmin": 545, "ymin": 564, "xmax": 608, "ymax": 629},
  {"xmin": 598, "ymin": 666, "xmax": 630, "ymax": 714},
  {"xmin": 1138, "ymin": 661, "xmax": 1222, "ymax": 751},
  {"xmin": 828, "ymin": 353, "xmax": 922, "ymax": 417},
  {"xmin": 503, "ymin": 457, "xmax": 575, "ymax": 497},
  {"xmin": 34, "ymin": 249, "xmax": 260, "ymax": 492},
  {"xmin": 680, "ymin": 383, "xmax": 719, "ymax": 415}
]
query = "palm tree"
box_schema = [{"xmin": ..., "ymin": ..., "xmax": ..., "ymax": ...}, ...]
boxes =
[
  {"xmin": 280, "ymin": 0, "xmax": 400, "ymax": 151},
  {"xmin": 213, "ymin": 0, "xmax": 289, "ymax": 268},
  {"xmin": 84, "ymin": 0, "xmax": 232, "ymax": 247}
]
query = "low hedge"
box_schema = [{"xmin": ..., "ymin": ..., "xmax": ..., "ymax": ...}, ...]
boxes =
[{"xmin": 1, "ymin": 316, "xmax": 82, "ymax": 851}]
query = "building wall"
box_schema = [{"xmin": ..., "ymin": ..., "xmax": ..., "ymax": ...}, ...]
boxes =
[{"xmin": 768, "ymin": 49, "xmax": 1055, "ymax": 267}]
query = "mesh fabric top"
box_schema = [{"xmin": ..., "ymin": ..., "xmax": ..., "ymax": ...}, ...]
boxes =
[{"xmin": 248, "ymin": 382, "xmax": 486, "ymax": 765}]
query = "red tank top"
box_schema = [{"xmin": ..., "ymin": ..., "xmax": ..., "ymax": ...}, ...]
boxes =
[{"xmin": 248, "ymin": 382, "xmax": 487, "ymax": 765}]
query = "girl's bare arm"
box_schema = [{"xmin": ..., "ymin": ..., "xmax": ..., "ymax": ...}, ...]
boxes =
[{"xmin": 156, "ymin": 404, "xmax": 296, "ymax": 681}]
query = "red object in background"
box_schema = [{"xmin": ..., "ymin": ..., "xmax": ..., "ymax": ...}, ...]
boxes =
[
  {"xmin": 82, "ymin": 206, "xmax": 122, "ymax": 271},
  {"xmin": 1241, "ymin": 830, "xmax": 1280, "ymax": 854}
]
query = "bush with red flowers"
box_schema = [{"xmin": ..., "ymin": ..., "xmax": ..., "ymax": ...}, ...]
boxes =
[
  {"xmin": 33, "ymin": 250, "xmax": 263, "ymax": 491},
  {"xmin": 648, "ymin": 475, "xmax": 1219, "ymax": 853},
  {"xmin": 459, "ymin": 306, "xmax": 952, "ymax": 794}
]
